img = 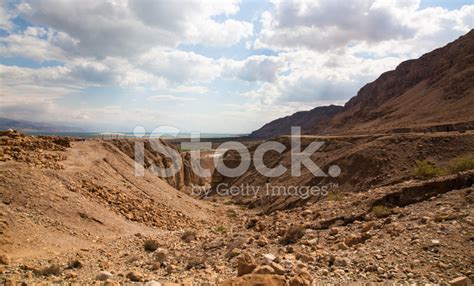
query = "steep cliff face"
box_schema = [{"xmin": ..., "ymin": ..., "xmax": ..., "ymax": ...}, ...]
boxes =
[
  {"xmin": 251, "ymin": 30, "xmax": 474, "ymax": 137},
  {"xmin": 110, "ymin": 139, "xmax": 208, "ymax": 190},
  {"xmin": 249, "ymin": 105, "xmax": 343, "ymax": 138},
  {"xmin": 327, "ymin": 29, "xmax": 474, "ymax": 133}
]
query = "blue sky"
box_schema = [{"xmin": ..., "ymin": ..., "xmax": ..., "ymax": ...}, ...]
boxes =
[{"xmin": 0, "ymin": 0, "xmax": 473, "ymax": 133}]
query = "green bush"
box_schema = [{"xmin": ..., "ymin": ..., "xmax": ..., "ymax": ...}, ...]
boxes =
[
  {"xmin": 143, "ymin": 239, "xmax": 160, "ymax": 252},
  {"xmin": 447, "ymin": 156, "xmax": 474, "ymax": 174},
  {"xmin": 181, "ymin": 230, "xmax": 197, "ymax": 242},
  {"xmin": 412, "ymin": 160, "xmax": 445, "ymax": 178},
  {"xmin": 371, "ymin": 205, "xmax": 392, "ymax": 218},
  {"xmin": 326, "ymin": 191, "xmax": 343, "ymax": 202}
]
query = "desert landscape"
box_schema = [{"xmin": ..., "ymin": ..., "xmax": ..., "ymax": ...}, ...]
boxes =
[
  {"xmin": 1, "ymin": 28, "xmax": 473, "ymax": 285},
  {"xmin": 1, "ymin": 1, "xmax": 474, "ymax": 285}
]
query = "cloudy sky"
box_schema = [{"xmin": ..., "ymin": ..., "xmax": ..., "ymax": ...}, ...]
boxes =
[{"xmin": 0, "ymin": 0, "xmax": 473, "ymax": 133}]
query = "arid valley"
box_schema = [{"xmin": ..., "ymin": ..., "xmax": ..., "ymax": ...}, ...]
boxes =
[{"xmin": 1, "ymin": 1, "xmax": 474, "ymax": 285}]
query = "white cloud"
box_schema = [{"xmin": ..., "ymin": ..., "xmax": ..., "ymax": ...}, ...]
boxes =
[
  {"xmin": 138, "ymin": 49, "xmax": 222, "ymax": 83},
  {"xmin": 236, "ymin": 56, "xmax": 284, "ymax": 82},
  {"xmin": 241, "ymin": 50, "xmax": 403, "ymax": 104},
  {"xmin": 14, "ymin": 0, "xmax": 252, "ymax": 60},
  {"xmin": 147, "ymin": 95, "xmax": 197, "ymax": 102},
  {"xmin": 1, "ymin": 0, "xmax": 473, "ymax": 133},
  {"xmin": 254, "ymin": 0, "xmax": 415, "ymax": 51},
  {"xmin": 172, "ymin": 85, "xmax": 209, "ymax": 94},
  {"xmin": 0, "ymin": 0, "xmax": 14, "ymax": 31},
  {"xmin": 254, "ymin": 0, "xmax": 473, "ymax": 53}
]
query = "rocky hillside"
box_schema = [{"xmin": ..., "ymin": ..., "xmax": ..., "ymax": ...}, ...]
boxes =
[
  {"xmin": 210, "ymin": 132, "xmax": 474, "ymax": 212},
  {"xmin": 109, "ymin": 139, "xmax": 208, "ymax": 191},
  {"xmin": 1, "ymin": 131, "xmax": 473, "ymax": 284},
  {"xmin": 249, "ymin": 105, "xmax": 343, "ymax": 138},
  {"xmin": 251, "ymin": 30, "xmax": 474, "ymax": 137}
]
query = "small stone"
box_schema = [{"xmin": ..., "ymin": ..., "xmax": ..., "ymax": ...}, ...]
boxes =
[
  {"xmin": 361, "ymin": 222, "xmax": 375, "ymax": 232},
  {"xmin": 237, "ymin": 253, "xmax": 257, "ymax": 276},
  {"xmin": 333, "ymin": 257, "xmax": 350, "ymax": 267},
  {"xmin": 4, "ymin": 278, "xmax": 16, "ymax": 286},
  {"xmin": 431, "ymin": 239, "xmax": 440, "ymax": 246},
  {"xmin": 253, "ymin": 265, "xmax": 275, "ymax": 274},
  {"xmin": 226, "ymin": 248, "xmax": 242, "ymax": 259},
  {"xmin": 255, "ymin": 221, "xmax": 266, "ymax": 232},
  {"xmin": 336, "ymin": 242, "xmax": 349, "ymax": 250},
  {"xmin": 104, "ymin": 280, "xmax": 120, "ymax": 286},
  {"xmin": 65, "ymin": 271, "xmax": 78, "ymax": 279},
  {"xmin": 289, "ymin": 275, "xmax": 311, "ymax": 286},
  {"xmin": 329, "ymin": 227, "xmax": 338, "ymax": 236},
  {"xmin": 96, "ymin": 271, "xmax": 113, "ymax": 281},
  {"xmin": 307, "ymin": 238, "xmax": 318, "ymax": 245},
  {"xmin": 205, "ymin": 240, "xmax": 224, "ymax": 250},
  {"xmin": 344, "ymin": 233, "xmax": 369, "ymax": 247},
  {"xmin": 449, "ymin": 276, "xmax": 469, "ymax": 286},
  {"xmin": 257, "ymin": 236, "xmax": 269, "ymax": 247},
  {"xmin": 166, "ymin": 264, "xmax": 176, "ymax": 274},
  {"xmin": 153, "ymin": 248, "xmax": 168, "ymax": 263},
  {"xmin": 151, "ymin": 262, "xmax": 161, "ymax": 271},
  {"xmin": 271, "ymin": 262, "xmax": 286, "ymax": 275},
  {"xmin": 263, "ymin": 253, "xmax": 276, "ymax": 264},
  {"xmin": 302, "ymin": 209, "xmax": 312, "ymax": 216},
  {"xmin": 126, "ymin": 271, "xmax": 143, "ymax": 282},
  {"xmin": 0, "ymin": 254, "xmax": 11, "ymax": 265}
]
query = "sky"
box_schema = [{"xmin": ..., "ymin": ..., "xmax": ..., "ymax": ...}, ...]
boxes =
[{"xmin": 0, "ymin": 0, "xmax": 473, "ymax": 133}]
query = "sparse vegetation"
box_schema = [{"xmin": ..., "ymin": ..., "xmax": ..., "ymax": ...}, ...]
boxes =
[
  {"xmin": 326, "ymin": 191, "xmax": 344, "ymax": 201},
  {"xmin": 143, "ymin": 239, "xmax": 160, "ymax": 252},
  {"xmin": 181, "ymin": 230, "xmax": 197, "ymax": 242},
  {"xmin": 227, "ymin": 209, "xmax": 238, "ymax": 219},
  {"xmin": 447, "ymin": 156, "xmax": 474, "ymax": 174},
  {"xmin": 412, "ymin": 160, "xmax": 445, "ymax": 178},
  {"xmin": 67, "ymin": 259, "xmax": 82, "ymax": 269},
  {"xmin": 372, "ymin": 205, "xmax": 392, "ymax": 218}
]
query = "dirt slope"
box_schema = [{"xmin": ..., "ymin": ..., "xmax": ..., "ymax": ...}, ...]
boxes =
[
  {"xmin": 0, "ymin": 132, "xmax": 215, "ymax": 258},
  {"xmin": 211, "ymin": 132, "xmax": 474, "ymax": 212}
]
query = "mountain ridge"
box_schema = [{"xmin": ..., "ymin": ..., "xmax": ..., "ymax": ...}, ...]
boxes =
[
  {"xmin": 0, "ymin": 118, "xmax": 85, "ymax": 132},
  {"xmin": 250, "ymin": 30, "xmax": 474, "ymax": 138}
]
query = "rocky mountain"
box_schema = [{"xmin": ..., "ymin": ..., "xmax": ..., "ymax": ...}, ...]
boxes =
[
  {"xmin": 249, "ymin": 105, "xmax": 343, "ymax": 138},
  {"xmin": 251, "ymin": 30, "xmax": 474, "ymax": 137},
  {"xmin": 0, "ymin": 118, "xmax": 84, "ymax": 132}
]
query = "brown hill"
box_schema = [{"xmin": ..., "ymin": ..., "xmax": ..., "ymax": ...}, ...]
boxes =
[
  {"xmin": 249, "ymin": 105, "xmax": 343, "ymax": 138},
  {"xmin": 251, "ymin": 30, "xmax": 474, "ymax": 137}
]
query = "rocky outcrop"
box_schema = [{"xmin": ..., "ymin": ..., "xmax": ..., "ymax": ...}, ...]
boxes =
[{"xmin": 110, "ymin": 138, "xmax": 207, "ymax": 190}]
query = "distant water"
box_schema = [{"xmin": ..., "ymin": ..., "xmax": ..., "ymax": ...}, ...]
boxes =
[{"xmin": 24, "ymin": 131, "xmax": 248, "ymax": 139}]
